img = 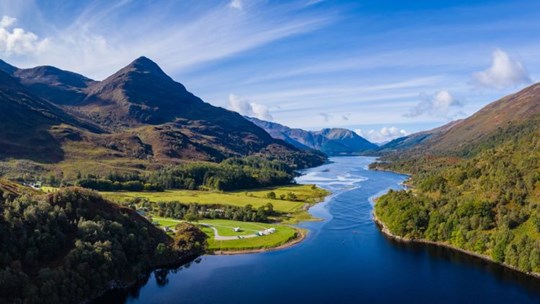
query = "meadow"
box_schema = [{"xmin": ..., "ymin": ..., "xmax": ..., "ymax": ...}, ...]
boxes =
[
  {"xmin": 152, "ymin": 216, "xmax": 300, "ymax": 251},
  {"xmin": 101, "ymin": 184, "xmax": 328, "ymax": 214}
]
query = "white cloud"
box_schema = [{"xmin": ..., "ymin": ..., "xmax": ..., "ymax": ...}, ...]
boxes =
[
  {"xmin": 0, "ymin": 15, "xmax": 48, "ymax": 56},
  {"xmin": 405, "ymin": 90, "xmax": 464, "ymax": 119},
  {"xmin": 0, "ymin": 16, "xmax": 16, "ymax": 28},
  {"xmin": 229, "ymin": 0, "xmax": 244, "ymax": 10},
  {"xmin": 355, "ymin": 127, "xmax": 409, "ymax": 144},
  {"xmin": 473, "ymin": 49, "xmax": 531, "ymax": 90},
  {"xmin": 228, "ymin": 94, "xmax": 273, "ymax": 120},
  {"xmin": 0, "ymin": 2, "xmax": 331, "ymax": 80}
]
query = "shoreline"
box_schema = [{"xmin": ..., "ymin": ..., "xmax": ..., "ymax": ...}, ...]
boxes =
[
  {"xmin": 207, "ymin": 181, "xmax": 331, "ymax": 255},
  {"xmin": 210, "ymin": 227, "xmax": 307, "ymax": 255},
  {"xmin": 88, "ymin": 252, "xmax": 201, "ymax": 303},
  {"xmin": 372, "ymin": 211, "xmax": 540, "ymax": 279},
  {"xmin": 95, "ymin": 169, "xmax": 331, "ymax": 301}
]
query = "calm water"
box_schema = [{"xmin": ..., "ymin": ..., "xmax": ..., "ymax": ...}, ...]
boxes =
[{"xmin": 101, "ymin": 156, "xmax": 540, "ymax": 303}]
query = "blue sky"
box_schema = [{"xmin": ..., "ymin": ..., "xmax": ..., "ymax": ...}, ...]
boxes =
[{"xmin": 0, "ymin": 0, "xmax": 539, "ymax": 143}]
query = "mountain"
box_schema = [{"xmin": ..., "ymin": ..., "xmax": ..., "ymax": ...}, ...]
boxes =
[
  {"xmin": 0, "ymin": 59, "xmax": 94, "ymax": 105},
  {"xmin": 0, "ymin": 57, "xmax": 325, "ymax": 178},
  {"xmin": 381, "ymin": 82, "xmax": 540, "ymax": 157},
  {"xmin": 379, "ymin": 119, "xmax": 462, "ymax": 153},
  {"xmin": 80, "ymin": 56, "xmax": 210, "ymax": 127},
  {"xmin": 316, "ymin": 128, "xmax": 379, "ymax": 155},
  {"xmin": 247, "ymin": 117, "xmax": 378, "ymax": 156},
  {"xmin": 424, "ymin": 83, "xmax": 540, "ymax": 155},
  {"xmin": 0, "ymin": 69, "xmax": 100, "ymax": 163},
  {"xmin": 245, "ymin": 117, "xmax": 314, "ymax": 150}
]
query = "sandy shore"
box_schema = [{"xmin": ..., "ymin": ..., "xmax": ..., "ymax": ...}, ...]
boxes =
[
  {"xmin": 209, "ymin": 227, "xmax": 307, "ymax": 255},
  {"xmin": 372, "ymin": 211, "xmax": 540, "ymax": 279}
]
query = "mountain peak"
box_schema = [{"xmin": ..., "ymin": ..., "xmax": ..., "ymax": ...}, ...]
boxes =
[
  {"xmin": 131, "ymin": 55, "xmax": 155, "ymax": 65},
  {"xmin": 125, "ymin": 56, "xmax": 167, "ymax": 76}
]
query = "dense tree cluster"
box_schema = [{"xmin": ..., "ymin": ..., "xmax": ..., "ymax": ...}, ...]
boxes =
[
  {"xmin": 76, "ymin": 178, "xmax": 164, "ymax": 192},
  {"xmin": 0, "ymin": 187, "xmax": 207, "ymax": 303},
  {"xmin": 147, "ymin": 156, "xmax": 294, "ymax": 191},
  {"xmin": 60, "ymin": 156, "xmax": 295, "ymax": 192},
  {"xmin": 375, "ymin": 118, "xmax": 540, "ymax": 274}
]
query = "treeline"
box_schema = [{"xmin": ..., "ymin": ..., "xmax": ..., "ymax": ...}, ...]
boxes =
[
  {"xmin": 70, "ymin": 156, "xmax": 295, "ymax": 192},
  {"xmin": 76, "ymin": 178, "xmax": 164, "ymax": 192},
  {"xmin": 375, "ymin": 118, "xmax": 540, "ymax": 274},
  {"xmin": 128, "ymin": 199, "xmax": 275, "ymax": 223},
  {"xmin": 0, "ymin": 187, "xmax": 207, "ymax": 303},
  {"xmin": 146, "ymin": 157, "xmax": 294, "ymax": 191}
]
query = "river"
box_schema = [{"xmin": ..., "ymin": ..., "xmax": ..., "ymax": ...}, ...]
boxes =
[{"xmin": 99, "ymin": 156, "xmax": 540, "ymax": 303}]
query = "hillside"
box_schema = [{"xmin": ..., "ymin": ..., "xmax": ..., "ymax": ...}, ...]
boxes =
[
  {"xmin": 0, "ymin": 58, "xmax": 325, "ymax": 180},
  {"xmin": 0, "ymin": 182, "xmax": 207, "ymax": 303},
  {"xmin": 0, "ymin": 70, "xmax": 101, "ymax": 163},
  {"xmin": 429, "ymin": 83, "xmax": 540, "ymax": 155},
  {"xmin": 373, "ymin": 83, "xmax": 540, "ymax": 276},
  {"xmin": 247, "ymin": 117, "xmax": 378, "ymax": 156},
  {"xmin": 379, "ymin": 119, "xmax": 462, "ymax": 154},
  {"xmin": 381, "ymin": 82, "xmax": 540, "ymax": 159}
]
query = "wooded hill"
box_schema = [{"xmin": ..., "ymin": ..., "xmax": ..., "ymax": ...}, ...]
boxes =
[
  {"xmin": 0, "ymin": 181, "xmax": 207, "ymax": 303},
  {"xmin": 373, "ymin": 83, "xmax": 540, "ymax": 275}
]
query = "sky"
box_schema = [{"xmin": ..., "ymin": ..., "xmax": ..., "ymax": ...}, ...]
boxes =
[{"xmin": 0, "ymin": 0, "xmax": 539, "ymax": 143}]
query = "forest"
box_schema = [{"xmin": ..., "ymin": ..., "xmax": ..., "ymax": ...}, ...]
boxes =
[
  {"xmin": 0, "ymin": 186, "xmax": 207, "ymax": 303},
  {"xmin": 374, "ymin": 118, "xmax": 540, "ymax": 273},
  {"xmin": 72, "ymin": 156, "xmax": 295, "ymax": 192}
]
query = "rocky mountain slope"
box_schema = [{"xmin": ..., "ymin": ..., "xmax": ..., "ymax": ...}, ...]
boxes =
[{"xmin": 0, "ymin": 58, "xmax": 325, "ymax": 178}]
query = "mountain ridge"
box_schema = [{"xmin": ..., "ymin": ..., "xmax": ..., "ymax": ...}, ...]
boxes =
[
  {"xmin": 246, "ymin": 117, "xmax": 378, "ymax": 156},
  {"xmin": 378, "ymin": 82, "xmax": 540, "ymax": 159},
  {"xmin": 0, "ymin": 57, "xmax": 325, "ymax": 178}
]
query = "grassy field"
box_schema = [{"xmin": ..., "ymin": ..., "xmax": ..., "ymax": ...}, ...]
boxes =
[
  {"xmin": 101, "ymin": 184, "xmax": 328, "ymax": 214},
  {"xmin": 152, "ymin": 216, "xmax": 299, "ymax": 251},
  {"xmin": 202, "ymin": 219, "xmax": 298, "ymax": 251}
]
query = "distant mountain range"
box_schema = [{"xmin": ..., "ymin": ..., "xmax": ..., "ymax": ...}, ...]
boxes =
[
  {"xmin": 247, "ymin": 117, "xmax": 379, "ymax": 156},
  {"xmin": 0, "ymin": 57, "xmax": 325, "ymax": 178}
]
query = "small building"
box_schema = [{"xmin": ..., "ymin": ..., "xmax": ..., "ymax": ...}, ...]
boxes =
[{"xmin": 260, "ymin": 228, "xmax": 276, "ymax": 235}]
